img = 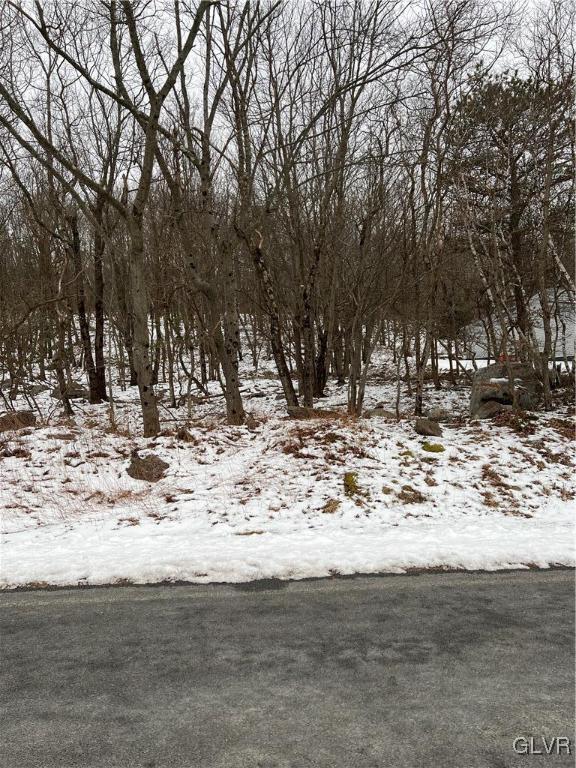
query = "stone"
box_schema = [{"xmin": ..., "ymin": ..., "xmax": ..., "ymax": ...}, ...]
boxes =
[
  {"xmin": 51, "ymin": 383, "xmax": 89, "ymax": 400},
  {"xmin": 414, "ymin": 417, "xmax": 443, "ymax": 437},
  {"xmin": 0, "ymin": 410, "xmax": 36, "ymax": 432},
  {"xmin": 424, "ymin": 406, "xmax": 451, "ymax": 422},
  {"xmin": 469, "ymin": 363, "xmax": 542, "ymax": 417},
  {"xmin": 127, "ymin": 451, "xmax": 169, "ymax": 483},
  {"xmin": 364, "ymin": 408, "xmax": 397, "ymax": 419},
  {"xmin": 474, "ymin": 401, "xmax": 512, "ymax": 420}
]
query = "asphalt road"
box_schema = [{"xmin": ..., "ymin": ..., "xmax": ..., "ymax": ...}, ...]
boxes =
[{"xmin": 0, "ymin": 570, "xmax": 574, "ymax": 768}]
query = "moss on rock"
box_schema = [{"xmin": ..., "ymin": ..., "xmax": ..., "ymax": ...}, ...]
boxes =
[
  {"xmin": 422, "ymin": 442, "xmax": 445, "ymax": 453},
  {"xmin": 344, "ymin": 471, "xmax": 360, "ymax": 496}
]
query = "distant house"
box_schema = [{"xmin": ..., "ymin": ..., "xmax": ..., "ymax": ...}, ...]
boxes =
[{"xmin": 452, "ymin": 289, "xmax": 575, "ymax": 367}]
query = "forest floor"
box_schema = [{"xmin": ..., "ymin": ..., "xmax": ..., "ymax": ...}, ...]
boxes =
[{"xmin": 0, "ymin": 356, "xmax": 574, "ymax": 588}]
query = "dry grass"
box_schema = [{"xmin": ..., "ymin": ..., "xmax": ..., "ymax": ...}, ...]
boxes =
[
  {"xmin": 481, "ymin": 465, "xmax": 510, "ymax": 489},
  {"xmin": 397, "ymin": 485, "xmax": 426, "ymax": 504},
  {"xmin": 0, "ymin": 439, "xmax": 31, "ymax": 460},
  {"xmin": 280, "ymin": 422, "xmax": 369, "ymax": 462},
  {"xmin": 502, "ymin": 507, "xmax": 533, "ymax": 518},
  {"xmin": 118, "ymin": 516, "xmax": 140, "ymax": 527},
  {"xmin": 547, "ymin": 418, "xmax": 574, "ymax": 441},
  {"xmin": 175, "ymin": 426, "xmax": 200, "ymax": 444},
  {"xmin": 322, "ymin": 498, "xmax": 341, "ymax": 514},
  {"xmin": 492, "ymin": 410, "xmax": 537, "ymax": 434},
  {"xmin": 481, "ymin": 490, "xmax": 499, "ymax": 508},
  {"xmin": 529, "ymin": 439, "xmax": 572, "ymax": 466}
]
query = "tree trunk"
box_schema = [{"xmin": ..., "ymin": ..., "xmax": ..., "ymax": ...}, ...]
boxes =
[
  {"xmin": 93, "ymin": 203, "xmax": 107, "ymax": 401},
  {"xmin": 221, "ymin": 245, "xmax": 245, "ymax": 424},
  {"xmin": 68, "ymin": 213, "xmax": 102, "ymax": 404},
  {"xmin": 314, "ymin": 327, "xmax": 329, "ymax": 397},
  {"xmin": 249, "ymin": 239, "xmax": 298, "ymax": 408},
  {"xmin": 128, "ymin": 216, "xmax": 160, "ymax": 437}
]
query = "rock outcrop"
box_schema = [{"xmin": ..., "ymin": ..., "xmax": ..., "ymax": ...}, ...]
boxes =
[
  {"xmin": 424, "ymin": 406, "xmax": 451, "ymax": 422},
  {"xmin": 470, "ymin": 363, "xmax": 542, "ymax": 418},
  {"xmin": 414, "ymin": 417, "xmax": 443, "ymax": 437},
  {"xmin": 364, "ymin": 408, "xmax": 397, "ymax": 420}
]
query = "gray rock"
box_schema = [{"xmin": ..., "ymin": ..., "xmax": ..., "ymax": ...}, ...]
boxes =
[
  {"xmin": 364, "ymin": 408, "xmax": 397, "ymax": 420},
  {"xmin": 414, "ymin": 417, "xmax": 443, "ymax": 437},
  {"xmin": 470, "ymin": 363, "xmax": 542, "ymax": 417},
  {"xmin": 0, "ymin": 410, "xmax": 36, "ymax": 432},
  {"xmin": 424, "ymin": 406, "xmax": 451, "ymax": 422},
  {"xmin": 127, "ymin": 451, "xmax": 169, "ymax": 483},
  {"xmin": 51, "ymin": 383, "xmax": 89, "ymax": 400},
  {"xmin": 474, "ymin": 401, "xmax": 513, "ymax": 420}
]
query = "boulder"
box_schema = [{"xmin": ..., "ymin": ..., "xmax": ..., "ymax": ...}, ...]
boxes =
[
  {"xmin": 127, "ymin": 451, "xmax": 169, "ymax": 483},
  {"xmin": 470, "ymin": 363, "xmax": 542, "ymax": 418},
  {"xmin": 51, "ymin": 383, "xmax": 89, "ymax": 400},
  {"xmin": 424, "ymin": 406, "xmax": 451, "ymax": 422},
  {"xmin": 0, "ymin": 410, "xmax": 36, "ymax": 432},
  {"xmin": 364, "ymin": 408, "xmax": 397, "ymax": 420},
  {"xmin": 474, "ymin": 401, "xmax": 512, "ymax": 420},
  {"xmin": 414, "ymin": 417, "xmax": 443, "ymax": 437}
]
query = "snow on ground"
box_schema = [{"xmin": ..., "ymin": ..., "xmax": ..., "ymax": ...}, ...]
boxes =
[{"xmin": 0, "ymin": 357, "xmax": 574, "ymax": 588}]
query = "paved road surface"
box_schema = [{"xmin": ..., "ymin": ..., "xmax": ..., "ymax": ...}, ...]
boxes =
[{"xmin": 1, "ymin": 570, "xmax": 574, "ymax": 768}]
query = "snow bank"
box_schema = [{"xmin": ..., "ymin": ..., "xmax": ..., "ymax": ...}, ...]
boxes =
[{"xmin": 1, "ymin": 364, "xmax": 574, "ymax": 588}]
